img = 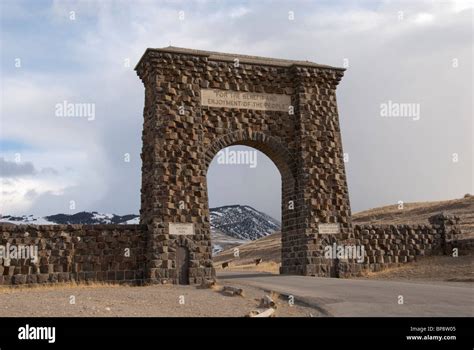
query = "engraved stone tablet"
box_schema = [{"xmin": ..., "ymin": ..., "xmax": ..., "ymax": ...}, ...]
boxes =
[
  {"xmin": 318, "ymin": 223, "xmax": 340, "ymax": 234},
  {"xmin": 169, "ymin": 223, "xmax": 194, "ymax": 235},
  {"xmin": 201, "ymin": 89, "xmax": 291, "ymax": 112}
]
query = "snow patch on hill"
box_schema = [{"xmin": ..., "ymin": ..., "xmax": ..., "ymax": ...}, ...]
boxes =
[{"xmin": 209, "ymin": 205, "xmax": 280, "ymax": 241}]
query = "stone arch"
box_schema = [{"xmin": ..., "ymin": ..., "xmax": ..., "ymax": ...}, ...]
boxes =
[
  {"xmin": 136, "ymin": 46, "xmax": 352, "ymax": 283},
  {"xmin": 203, "ymin": 131, "xmax": 300, "ymax": 275},
  {"xmin": 203, "ymin": 130, "xmax": 296, "ymax": 188}
]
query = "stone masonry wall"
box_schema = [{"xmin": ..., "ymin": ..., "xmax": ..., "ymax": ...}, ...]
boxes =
[
  {"xmin": 337, "ymin": 214, "xmax": 464, "ymax": 277},
  {"xmin": 0, "ymin": 225, "xmax": 147, "ymax": 286},
  {"xmin": 0, "ymin": 224, "xmax": 215, "ymax": 286},
  {"xmin": 0, "ymin": 215, "xmax": 466, "ymax": 285}
]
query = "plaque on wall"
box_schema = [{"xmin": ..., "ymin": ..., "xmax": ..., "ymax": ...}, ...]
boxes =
[
  {"xmin": 201, "ymin": 89, "xmax": 291, "ymax": 112},
  {"xmin": 169, "ymin": 223, "xmax": 194, "ymax": 236},
  {"xmin": 318, "ymin": 223, "xmax": 340, "ymax": 234}
]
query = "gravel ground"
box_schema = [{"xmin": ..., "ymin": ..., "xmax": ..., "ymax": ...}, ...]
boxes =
[{"xmin": 0, "ymin": 281, "xmax": 321, "ymax": 317}]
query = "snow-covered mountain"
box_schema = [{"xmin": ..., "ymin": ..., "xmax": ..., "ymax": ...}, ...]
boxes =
[
  {"xmin": 0, "ymin": 212, "xmax": 138, "ymax": 225},
  {"xmin": 0, "ymin": 214, "xmax": 56, "ymax": 225},
  {"xmin": 209, "ymin": 205, "xmax": 280, "ymax": 241},
  {"xmin": 0, "ymin": 205, "xmax": 280, "ymax": 244}
]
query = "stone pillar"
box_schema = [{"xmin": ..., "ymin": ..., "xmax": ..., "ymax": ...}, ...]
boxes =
[
  {"xmin": 284, "ymin": 66, "xmax": 353, "ymax": 277},
  {"xmin": 428, "ymin": 213, "xmax": 461, "ymax": 255},
  {"xmin": 136, "ymin": 50, "xmax": 215, "ymax": 284}
]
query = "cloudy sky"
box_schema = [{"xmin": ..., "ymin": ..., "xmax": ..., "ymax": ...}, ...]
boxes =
[{"xmin": 0, "ymin": 0, "xmax": 472, "ymax": 219}]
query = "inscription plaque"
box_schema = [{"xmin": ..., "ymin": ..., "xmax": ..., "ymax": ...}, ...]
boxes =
[
  {"xmin": 201, "ymin": 89, "xmax": 291, "ymax": 112},
  {"xmin": 318, "ymin": 223, "xmax": 340, "ymax": 234},
  {"xmin": 169, "ymin": 223, "xmax": 194, "ymax": 236}
]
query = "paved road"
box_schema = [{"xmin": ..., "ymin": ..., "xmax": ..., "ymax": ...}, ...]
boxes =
[{"xmin": 218, "ymin": 271, "xmax": 474, "ymax": 317}]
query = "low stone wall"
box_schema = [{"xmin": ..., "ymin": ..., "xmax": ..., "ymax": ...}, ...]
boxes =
[
  {"xmin": 346, "ymin": 224, "xmax": 442, "ymax": 276},
  {"xmin": 337, "ymin": 214, "xmax": 464, "ymax": 277},
  {"xmin": 0, "ymin": 225, "xmax": 147, "ymax": 285},
  {"xmin": 0, "ymin": 214, "xmax": 466, "ymax": 285},
  {"xmin": 0, "ymin": 224, "xmax": 215, "ymax": 286}
]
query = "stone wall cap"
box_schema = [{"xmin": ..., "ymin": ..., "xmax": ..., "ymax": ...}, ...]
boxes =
[{"xmin": 135, "ymin": 46, "xmax": 346, "ymax": 71}]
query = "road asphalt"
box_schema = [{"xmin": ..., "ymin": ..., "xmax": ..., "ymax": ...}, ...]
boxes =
[{"xmin": 218, "ymin": 271, "xmax": 474, "ymax": 317}]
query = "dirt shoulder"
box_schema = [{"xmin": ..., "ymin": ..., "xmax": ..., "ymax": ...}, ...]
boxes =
[{"xmin": 0, "ymin": 281, "xmax": 320, "ymax": 317}]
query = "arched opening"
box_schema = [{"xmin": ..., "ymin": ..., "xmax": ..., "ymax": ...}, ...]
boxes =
[{"xmin": 203, "ymin": 131, "xmax": 297, "ymax": 274}]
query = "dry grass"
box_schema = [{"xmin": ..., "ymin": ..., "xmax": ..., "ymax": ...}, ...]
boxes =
[
  {"xmin": 357, "ymin": 254, "xmax": 474, "ymax": 282},
  {"xmin": 216, "ymin": 261, "xmax": 280, "ymax": 274},
  {"xmin": 214, "ymin": 232, "xmax": 283, "ymax": 266},
  {"xmin": 0, "ymin": 281, "xmax": 124, "ymax": 294}
]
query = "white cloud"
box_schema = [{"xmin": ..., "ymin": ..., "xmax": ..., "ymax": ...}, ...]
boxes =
[
  {"xmin": 452, "ymin": 0, "xmax": 474, "ymax": 13},
  {"xmin": 1, "ymin": 177, "xmax": 66, "ymax": 214},
  {"xmin": 412, "ymin": 12, "xmax": 435, "ymax": 24},
  {"xmin": 229, "ymin": 6, "xmax": 250, "ymax": 18}
]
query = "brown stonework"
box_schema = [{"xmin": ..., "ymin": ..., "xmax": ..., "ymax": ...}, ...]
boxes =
[
  {"xmin": 135, "ymin": 46, "xmax": 352, "ymax": 281},
  {"xmin": 0, "ymin": 225, "xmax": 147, "ymax": 285}
]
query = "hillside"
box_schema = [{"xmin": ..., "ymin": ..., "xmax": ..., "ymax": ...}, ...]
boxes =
[
  {"xmin": 214, "ymin": 196, "xmax": 474, "ymax": 266},
  {"xmin": 352, "ymin": 196, "xmax": 474, "ymax": 239},
  {"xmin": 209, "ymin": 205, "xmax": 280, "ymax": 241}
]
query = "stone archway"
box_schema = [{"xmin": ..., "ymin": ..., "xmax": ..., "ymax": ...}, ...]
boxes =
[
  {"xmin": 203, "ymin": 131, "xmax": 298, "ymax": 273},
  {"xmin": 135, "ymin": 46, "xmax": 352, "ymax": 284}
]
